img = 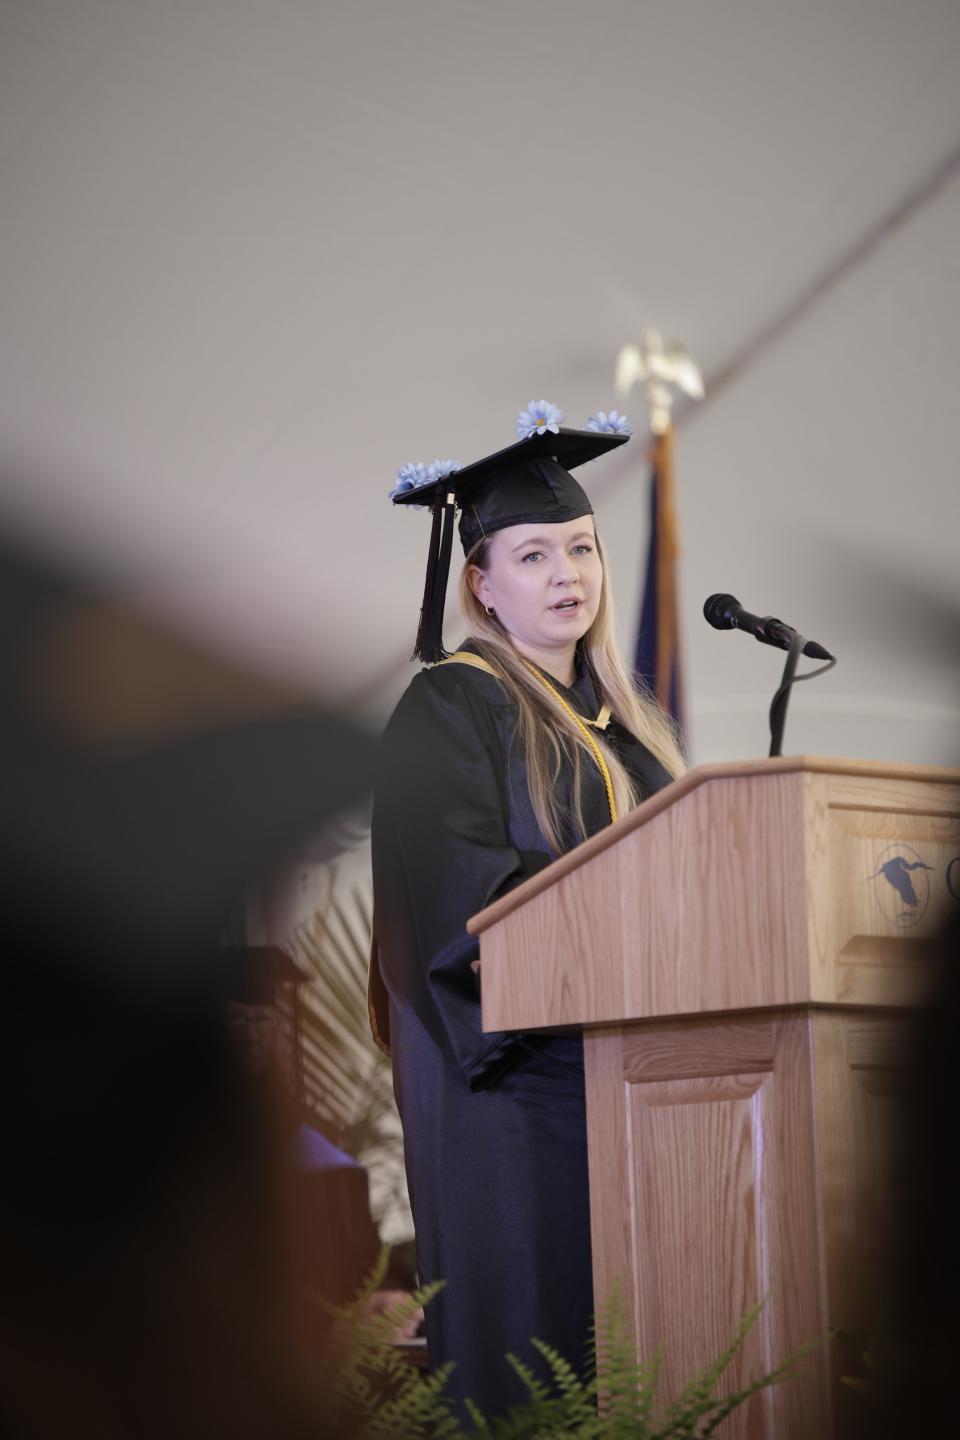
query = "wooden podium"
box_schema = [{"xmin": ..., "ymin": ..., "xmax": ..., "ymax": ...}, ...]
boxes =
[{"xmin": 468, "ymin": 758, "xmax": 960, "ymax": 1436}]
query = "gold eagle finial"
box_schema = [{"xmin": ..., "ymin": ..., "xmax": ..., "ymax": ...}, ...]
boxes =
[{"xmin": 615, "ymin": 329, "xmax": 704, "ymax": 434}]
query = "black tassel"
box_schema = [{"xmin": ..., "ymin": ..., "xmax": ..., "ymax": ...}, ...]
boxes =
[{"xmin": 412, "ymin": 496, "xmax": 456, "ymax": 663}]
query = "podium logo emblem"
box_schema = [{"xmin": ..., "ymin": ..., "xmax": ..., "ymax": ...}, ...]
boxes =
[
  {"xmin": 868, "ymin": 845, "xmax": 933, "ymax": 928},
  {"xmin": 947, "ymin": 857, "xmax": 960, "ymax": 903}
]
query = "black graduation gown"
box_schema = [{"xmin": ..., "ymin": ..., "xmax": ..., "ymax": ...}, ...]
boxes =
[{"xmin": 371, "ymin": 648, "xmax": 672, "ymax": 1421}]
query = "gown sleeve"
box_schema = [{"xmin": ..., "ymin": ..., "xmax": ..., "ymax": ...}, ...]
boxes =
[{"xmin": 371, "ymin": 666, "xmax": 532, "ymax": 1089}]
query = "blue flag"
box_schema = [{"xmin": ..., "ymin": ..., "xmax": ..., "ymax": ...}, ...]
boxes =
[{"xmin": 635, "ymin": 426, "xmax": 685, "ymax": 740}]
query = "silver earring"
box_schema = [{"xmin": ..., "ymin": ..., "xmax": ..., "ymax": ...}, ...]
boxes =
[{"xmin": 485, "ymin": 605, "xmax": 495, "ymax": 617}]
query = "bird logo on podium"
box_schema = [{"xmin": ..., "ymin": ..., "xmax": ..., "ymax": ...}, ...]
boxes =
[{"xmin": 868, "ymin": 845, "xmax": 933, "ymax": 927}]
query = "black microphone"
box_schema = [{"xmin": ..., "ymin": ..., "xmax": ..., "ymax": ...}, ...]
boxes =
[{"xmin": 703, "ymin": 593, "xmax": 833, "ymax": 661}]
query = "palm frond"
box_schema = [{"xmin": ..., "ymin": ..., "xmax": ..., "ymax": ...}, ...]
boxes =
[{"xmin": 290, "ymin": 880, "xmax": 412, "ymax": 1240}]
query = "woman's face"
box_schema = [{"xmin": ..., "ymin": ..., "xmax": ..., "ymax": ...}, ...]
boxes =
[{"xmin": 468, "ymin": 516, "xmax": 603, "ymax": 655}]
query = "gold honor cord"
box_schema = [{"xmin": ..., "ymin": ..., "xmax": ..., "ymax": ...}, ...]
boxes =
[
  {"xmin": 519, "ymin": 661, "xmax": 618, "ymax": 827},
  {"xmin": 440, "ymin": 650, "xmax": 618, "ymax": 827}
]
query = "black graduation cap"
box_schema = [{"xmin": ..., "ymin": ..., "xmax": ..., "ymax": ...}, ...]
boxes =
[{"xmin": 393, "ymin": 427, "xmax": 630, "ymax": 663}]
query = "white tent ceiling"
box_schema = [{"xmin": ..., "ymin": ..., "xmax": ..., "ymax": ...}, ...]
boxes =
[{"xmin": 1, "ymin": 0, "xmax": 958, "ymax": 762}]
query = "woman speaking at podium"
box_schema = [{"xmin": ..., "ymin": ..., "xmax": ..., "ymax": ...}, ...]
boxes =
[{"xmin": 370, "ymin": 399, "xmax": 684, "ymax": 1418}]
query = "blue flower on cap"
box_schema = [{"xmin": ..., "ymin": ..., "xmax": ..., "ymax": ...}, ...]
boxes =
[
  {"xmin": 388, "ymin": 457, "xmax": 463, "ymax": 506},
  {"xmin": 388, "ymin": 460, "xmax": 431, "ymax": 500},
  {"xmin": 516, "ymin": 399, "xmax": 565, "ymax": 440},
  {"xmin": 427, "ymin": 458, "xmax": 463, "ymax": 484},
  {"xmin": 586, "ymin": 409, "xmax": 635, "ymax": 436}
]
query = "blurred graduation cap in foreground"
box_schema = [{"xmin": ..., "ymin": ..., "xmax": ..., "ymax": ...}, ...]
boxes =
[
  {"xmin": 0, "ymin": 497, "xmax": 377, "ymax": 1439},
  {"xmin": 0, "ymin": 522, "xmax": 376, "ymax": 981}
]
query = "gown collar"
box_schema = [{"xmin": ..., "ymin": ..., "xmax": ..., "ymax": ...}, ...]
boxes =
[{"xmin": 455, "ymin": 639, "xmax": 601, "ymax": 722}]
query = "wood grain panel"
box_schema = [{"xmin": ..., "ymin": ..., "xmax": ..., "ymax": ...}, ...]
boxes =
[
  {"xmin": 833, "ymin": 954, "xmax": 942, "ymax": 1007},
  {"xmin": 753, "ymin": 1014, "xmax": 832, "ymax": 1439},
  {"xmin": 832, "ymin": 811, "xmax": 959, "ymax": 944},
  {"xmin": 621, "ymin": 1015, "xmax": 776, "ymax": 1083},
  {"xmin": 847, "ymin": 1016, "xmax": 911, "ymax": 1070},
  {"xmin": 583, "ymin": 1028, "xmax": 634, "ymax": 1342},
  {"xmin": 810, "ymin": 1011, "xmax": 909, "ymax": 1421},
  {"xmin": 821, "ymin": 803, "xmax": 960, "ymax": 1008},
  {"xmin": 803, "ymin": 773, "xmax": 835, "ymax": 1002},
  {"xmin": 478, "ymin": 842, "xmax": 628, "ymax": 1030},
  {"xmin": 469, "ymin": 759, "xmax": 960, "ymax": 938},
  {"xmin": 828, "ymin": 809, "xmax": 960, "ymax": 841},
  {"xmin": 628, "ymin": 1071, "xmax": 770, "ymax": 1438},
  {"xmin": 587, "ymin": 1015, "xmax": 833, "ymax": 1436},
  {"xmin": 824, "ymin": 772, "xmax": 960, "ymax": 817},
  {"xmin": 615, "ymin": 769, "xmax": 810, "ymax": 1019},
  {"xmin": 481, "ymin": 771, "xmax": 813, "ymax": 1031},
  {"xmin": 478, "ymin": 763, "xmax": 960, "ymax": 1034}
]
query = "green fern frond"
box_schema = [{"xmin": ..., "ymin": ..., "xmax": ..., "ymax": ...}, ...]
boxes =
[
  {"xmin": 461, "ymin": 1396, "xmax": 494, "ymax": 1436},
  {"xmin": 362, "ymin": 1363, "xmax": 460, "ymax": 1440},
  {"xmin": 528, "ymin": 1336, "xmax": 587, "ymax": 1402},
  {"xmin": 589, "ymin": 1287, "xmax": 662, "ymax": 1428},
  {"xmin": 312, "ymin": 1243, "xmax": 392, "ymax": 1318},
  {"xmin": 504, "ymin": 1351, "xmax": 553, "ymax": 1406},
  {"xmin": 670, "ymin": 1295, "xmax": 768, "ymax": 1415},
  {"xmin": 698, "ymin": 1331, "xmax": 826, "ymax": 1437},
  {"xmin": 312, "ymin": 1235, "xmax": 829, "ymax": 1439}
]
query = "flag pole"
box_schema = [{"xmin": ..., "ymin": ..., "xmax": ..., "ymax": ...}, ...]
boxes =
[
  {"xmin": 618, "ymin": 330, "xmax": 704, "ymax": 738},
  {"xmin": 652, "ymin": 422, "xmax": 679, "ymax": 717}
]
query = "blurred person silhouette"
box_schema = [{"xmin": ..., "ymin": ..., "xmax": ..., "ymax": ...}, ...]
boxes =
[
  {"xmin": 853, "ymin": 906, "xmax": 960, "ymax": 1438},
  {"xmin": 0, "ymin": 513, "xmax": 377, "ymax": 1439},
  {"xmin": 799, "ymin": 546, "xmax": 960, "ymax": 1437}
]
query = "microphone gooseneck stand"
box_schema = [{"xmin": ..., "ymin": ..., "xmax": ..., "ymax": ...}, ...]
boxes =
[
  {"xmin": 767, "ymin": 633, "xmax": 837, "ymax": 757},
  {"xmin": 702, "ymin": 593, "xmax": 837, "ymax": 757}
]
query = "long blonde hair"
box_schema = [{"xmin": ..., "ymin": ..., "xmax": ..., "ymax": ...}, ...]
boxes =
[{"xmin": 457, "ymin": 530, "xmax": 686, "ymax": 852}]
